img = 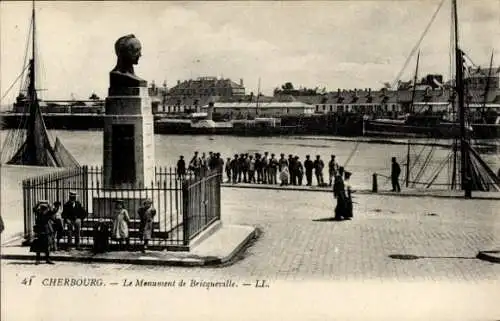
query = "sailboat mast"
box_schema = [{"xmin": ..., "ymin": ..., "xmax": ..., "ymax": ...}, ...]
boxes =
[
  {"xmin": 452, "ymin": 0, "xmax": 467, "ymax": 189},
  {"xmin": 410, "ymin": 50, "xmax": 420, "ymax": 113},
  {"xmin": 24, "ymin": 0, "xmax": 38, "ymax": 165},
  {"xmin": 30, "ymin": 0, "xmax": 36, "ymax": 99},
  {"xmin": 256, "ymin": 77, "xmax": 261, "ymax": 116}
]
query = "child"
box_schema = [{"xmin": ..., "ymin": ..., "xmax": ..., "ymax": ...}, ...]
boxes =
[
  {"xmin": 111, "ymin": 200, "xmax": 130, "ymax": 250},
  {"xmin": 51, "ymin": 201, "xmax": 64, "ymax": 251},
  {"xmin": 280, "ymin": 165, "xmax": 290, "ymax": 186}
]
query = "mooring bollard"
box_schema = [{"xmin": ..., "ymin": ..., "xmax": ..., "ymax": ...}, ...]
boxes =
[
  {"xmin": 372, "ymin": 173, "xmax": 378, "ymax": 193},
  {"xmin": 464, "ymin": 177, "xmax": 472, "ymax": 199}
]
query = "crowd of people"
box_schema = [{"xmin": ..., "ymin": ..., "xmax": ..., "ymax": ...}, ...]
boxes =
[
  {"xmin": 177, "ymin": 151, "xmax": 405, "ymax": 221},
  {"xmin": 30, "ymin": 191, "xmax": 157, "ymax": 264},
  {"xmin": 177, "ymin": 151, "xmax": 350, "ymax": 187}
]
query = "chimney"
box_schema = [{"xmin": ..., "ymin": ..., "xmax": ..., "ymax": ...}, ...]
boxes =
[
  {"xmin": 207, "ymin": 101, "xmax": 214, "ymax": 120},
  {"xmin": 240, "ymin": 78, "xmax": 244, "ymax": 86},
  {"xmin": 177, "ymin": 80, "xmax": 181, "ymax": 85}
]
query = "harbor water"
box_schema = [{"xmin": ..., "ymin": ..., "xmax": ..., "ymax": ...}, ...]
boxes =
[{"xmin": 2, "ymin": 130, "xmax": 498, "ymax": 191}]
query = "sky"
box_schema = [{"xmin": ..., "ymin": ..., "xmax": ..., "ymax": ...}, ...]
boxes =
[{"xmin": 1, "ymin": 0, "xmax": 499, "ymax": 105}]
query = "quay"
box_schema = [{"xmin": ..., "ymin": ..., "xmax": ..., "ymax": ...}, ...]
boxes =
[{"xmin": 220, "ymin": 182, "xmax": 500, "ymax": 200}]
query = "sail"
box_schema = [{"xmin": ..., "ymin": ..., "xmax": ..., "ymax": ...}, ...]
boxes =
[
  {"xmin": 53, "ymin": 137, "xmax": 79, "ymax": 167},
  {"xmin": 1, "ymin": 2, "xmax": 78, "ymax": 168}
]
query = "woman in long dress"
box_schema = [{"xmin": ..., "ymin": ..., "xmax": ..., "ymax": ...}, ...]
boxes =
[
  {"xmin": 111, "ymin": 200, "xmax": 130, "ymax": 250},
  {"xmin": 333, "ymin": 173, "xmax": 346, "ymax": 220},
  {"xmin": 343, "ymin": 171, "xmax": 354, "ymax": 219},
  {"xmin": 30, "ymin": 200, "xmax": 55, "ymax": 264}
]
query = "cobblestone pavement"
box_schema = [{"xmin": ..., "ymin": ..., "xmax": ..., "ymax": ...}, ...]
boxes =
[
  {"xmin": 3, "ymin": 188, "xmax": 500, "ymax": 321},
  {"xmin": 2, "ymin": 188, "xmax": 499, "ymax": 282}
]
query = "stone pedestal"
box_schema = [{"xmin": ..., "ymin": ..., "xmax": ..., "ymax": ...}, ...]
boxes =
[{"xmin": 103, "ymin": 86, "xmax": 155, "ymax": 189}]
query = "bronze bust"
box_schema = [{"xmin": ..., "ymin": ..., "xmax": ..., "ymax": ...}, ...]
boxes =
[{"xmin": 110, "ymin": 34, "xmax": 147, "ymax": 88}]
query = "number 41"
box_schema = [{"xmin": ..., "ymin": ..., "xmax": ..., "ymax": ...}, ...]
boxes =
[{"xmin": 21, "ymin": 276, "xmax": 35, "ymax": 286}]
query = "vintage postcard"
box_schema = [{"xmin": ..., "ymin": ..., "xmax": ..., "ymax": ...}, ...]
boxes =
[{"xmin": 1, "ymin": 1, "xmax": 499, "ymax": 320}]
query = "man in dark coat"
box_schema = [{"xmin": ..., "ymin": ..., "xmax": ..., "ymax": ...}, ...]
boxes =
[
  {"xmin": 225, "ymin": 157, "xmax": 232, "ymax": 183},
  {"xmin": 230, "ymin": 154, "xmax": 239, "ymax": 184},
  {"xmin": 216, "ymin": 153, "xmax": 224, "ymax": 183},
  {"xmin": 295, "ymin": 156, "xmax": 304, "ymax": 186},
  {"xmin": 62, "ymin": 191, "xmax": 87, "ymax": 250},
  {"xmin": 313, "ymin": 155, "xmax": 325, "ymax": 186},
  {"xmin": 288, "ymin": 154, "xmax": 296, "ymax": 185},
  {"xmin": 177, "ymin": 155, "xmax": 186, "ymax": 180},
  {"xmin": 391, "ymin": 157, "xmax": 401, "ymax": 192},
  {"xmin": 304, "ymin": 155, "xmax": 313, "ymax": 186}
]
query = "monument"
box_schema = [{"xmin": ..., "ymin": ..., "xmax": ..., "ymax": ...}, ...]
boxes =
[{"xmin": 103, "ymin": 34, "xmax": 155, "ymax": 189}]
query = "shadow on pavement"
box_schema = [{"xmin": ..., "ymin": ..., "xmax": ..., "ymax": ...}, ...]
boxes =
[
  {"xmin": 312, "ymin": 217, "xmax": 349, "ymax": 222},
  {"xmin": 389, "ymin": 254, "xmax": 477, "ymax": 260},
  {"xmin": 5, "ymin": 261, "xmax": 38, "ymax": 265}
]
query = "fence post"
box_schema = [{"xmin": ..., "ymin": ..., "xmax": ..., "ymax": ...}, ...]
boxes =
[
  {"xmin": 372, "ymin": 173, "xmax": 378, "ymax": 193},
  {"xmin": 182, "ymin": 180, "xmax": 190, "ymax": 246}
]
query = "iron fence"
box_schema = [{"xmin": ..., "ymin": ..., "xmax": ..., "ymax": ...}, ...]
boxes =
[{"xmin": 22, "ymin": 165, "xmax": 222, "ymax": 250}]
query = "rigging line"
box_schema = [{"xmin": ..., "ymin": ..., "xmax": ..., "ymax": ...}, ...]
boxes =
[
  {"xmin": 413, "ymin": 145, "xmax": 436, "ymax": 185},
  {"xmin": 19, "ymin": 15, "xmax": 33, "ymax": 94},
  {"xmin": 426, "ymin": 151, "xmax": 453, "ymax": 188},
  {"xmin": 343, "ymin": 140, "xmax": 360, "ymax": 168},
  {"xmin": 391, "ymin": 0, "xmax": 446, "ymax": 88},
  {"xmin": 1, "ymin": 64, "xmax": 31, "ymax": 101}
]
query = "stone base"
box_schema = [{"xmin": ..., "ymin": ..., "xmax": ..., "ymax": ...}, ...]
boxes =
[
  {"xmin": 92, "ymin": 190, "xmax": 152, "ymax": 219},
  {"xmin": 103, "ymin": 86, "xmax": 155, "ymax": 189}
]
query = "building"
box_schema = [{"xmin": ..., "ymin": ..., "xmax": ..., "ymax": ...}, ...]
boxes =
[
  {"xmin": 201, "ymin": 101, "xmax": 315, "ymax": 119},
  {"xmin": 168, "ymin": 77, "xmax": 245, "ymax": 98},
  {"xmin": 290, "ymin": 88, "xmax": 402, "ymax": 116},
  {"xmin": 466, "ymin": 66, "xmax": 500, "ymax": 91}
]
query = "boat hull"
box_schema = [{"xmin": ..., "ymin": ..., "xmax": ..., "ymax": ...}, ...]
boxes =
[{"xmin": 363, "ymin": 120, "xmax": 466, "ymax": 139}]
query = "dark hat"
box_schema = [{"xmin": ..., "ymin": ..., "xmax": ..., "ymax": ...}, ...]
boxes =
[
  {"xmin": 143, "ymin": 199, "xmax": 152, "ymax": 205},
  {"xmin": 37, "ymin": 200, "xmax": 49, "ymax": 209},
  {"xmin": 294, "ymin": 156, "xmax": 299, "ymax": 159},
  {"xmin": 114, "ymin": 199, "xmax": 124, "ymax": 204},
  {"xmin": 69, "ymin": 191, "xmax": 77, "ymax": 197}
]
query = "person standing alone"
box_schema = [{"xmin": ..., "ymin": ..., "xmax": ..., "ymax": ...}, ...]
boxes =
[{"xmin": 391, "ymin": 157, "xmax": 401, "ymax": 192}]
